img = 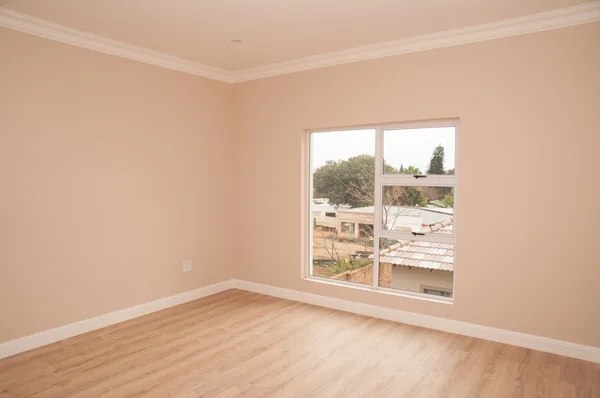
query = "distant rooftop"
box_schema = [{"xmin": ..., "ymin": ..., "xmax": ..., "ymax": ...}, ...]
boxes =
[
  {"xmin": 312, "ymin": 203, "xmax": 338, "ymax": 212},
  {"xmin": 371, "ymin": 221, "xmax": 454, "ymax": 271},
  {"xmin": 313, "ymin": 198, "xmax": 330, "ymax": 204},
  {"xmin": 338, "ymin": 206, "xmax": 453, "ymax": 226}
]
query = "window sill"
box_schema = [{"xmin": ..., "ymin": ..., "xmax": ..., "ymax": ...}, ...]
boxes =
[{"xmin": 302, "ymin": 275, "xmax": 454, "ymax": 305}]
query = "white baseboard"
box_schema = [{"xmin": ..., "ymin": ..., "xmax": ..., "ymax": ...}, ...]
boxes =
[
  {"xmin": 0, "ymin": 279, "xmax": 236, "ymax": 359},
  {"xmin": 2, "ymin": 278, "xmax": 599, "ymax": 364},
  {"xmin": 232, "ymin": 279, "xmax": 600, "ymax": 364}
]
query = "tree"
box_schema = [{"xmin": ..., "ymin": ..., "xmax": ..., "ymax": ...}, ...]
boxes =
[
  {"xmin": 425, "ymin": 145, "xmax": 452, "ymax": 200},
  {"xmin": 312, "ymin": 160, "xmax": 351, "ymax": 206},
  {"xmin": 441, "ymin": 188, "xmax": 454, "ymax": 208},
  {"xmin": 427, "ymin": 145, "xmax": 445, "ymax": 175},
  {"xmin": 402, "ymin": 165, "xmax": 421, "ymax": 175},
  {"xmin": 313, "ymin": 155, "xmax": 395, "ymax": 207},
  {"xmin": 346, "ymin": 171, "xmax": 428, "ymax": 234},
  {"xmin": 313, "ymin": 155, "xmax": 429, "ymax": 234},
  {"xmin": 396, "ymin": 186, "xmax": 428, "ymax": 207},
  {"xmin": 313, "ymin": 155, "xmax": 427, "ymax": 208},
  {"xmin": 312, "ymin": 155, "xmax": 373, "ymax": 207}
]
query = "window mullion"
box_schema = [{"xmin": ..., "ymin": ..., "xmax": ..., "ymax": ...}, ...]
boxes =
[{"xmin": 372, "ymin": 127, "xmax": 383, "ymax": 289}]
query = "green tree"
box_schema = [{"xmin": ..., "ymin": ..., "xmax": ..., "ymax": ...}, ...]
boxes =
[
  {"xmin": 402, "ymin": 165, "xmax": 421, "ymax": 175},
  {"xmin": 425, "ymin": 145, "xmax": 452, "ymax": 200},
  {"xmin": 440, "ymin": 188, "xmax": 454, "ymax": 208},
  {"xmin": 312, "ymin": 160, "xmax": 348, "ymax": 206},
  {"xmin": 404, "ymin": 187, "xmax": 429, "ymax": 207},
  {"xmin": 427, "ymin": 145, "xmax": 445, "ymax": 175},
  {"xmin": 313, "ymin": 155, "xmax": 429, "ymax": 236},
  {"xmin": 313, "ymin": 155, "xmax": 397, "ymax": 207},
  {"xmin": 382, "ymin": 186, "xmax": 428, "ymax": 207}
]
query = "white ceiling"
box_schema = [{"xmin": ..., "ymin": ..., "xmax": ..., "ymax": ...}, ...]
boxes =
[{"xmin": 0, "ymin": 0, "xmax": 593, "ymax": 72}]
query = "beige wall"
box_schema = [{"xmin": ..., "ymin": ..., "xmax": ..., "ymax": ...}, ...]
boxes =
[
  {"xmin": 234, "ymin": 22, "xmax": 600, "ymax": 347},
  {"xmin": 1, "ymin": 22, "xmax": 599, "ymax": 348},
  {"xmin": 0, "ymin": 28, "xmax": 235, "ymax": 343}
]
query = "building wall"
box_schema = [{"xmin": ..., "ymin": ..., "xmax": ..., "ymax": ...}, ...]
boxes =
[
  {"xmin": 332, "ymin": 263, "xmax": 392, "ymax": 287},
  {"xmin": 336, "ymin": 211, "xmax": 374, "ymax": 226},
  {"xmin": 391, "ymin": 266, "xmax": 453, "ymax": 294},
  {"xmin": 336, "ymin": 211, "xmax": 373, "ymax": 239},
  {"xmin": 313, "ymin": 212, "xmax": 336, "ymax": 228},
  {"xmin": 332, "ymin": 264, "xmax": 373, "ymax": 285},
  {"xmin": 0, "ymin": 28, "xmax": 235, "ymax": 343},
  {"xmin": 333, "ymin": 263, "xmax": 451, "ymax": 294},
  {"xmin": 234, "ymin": 22, "xmax": 600, "ymax": 347}
]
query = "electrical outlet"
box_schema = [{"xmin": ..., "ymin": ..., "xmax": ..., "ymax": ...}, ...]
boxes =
[{"xmin": 182, "ymin": 260, "xmax": 192, "ymax": 273}]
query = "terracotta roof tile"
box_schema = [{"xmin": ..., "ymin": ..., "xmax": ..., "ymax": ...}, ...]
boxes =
[{"xmin": 379, "ymin": 221, "xmax": 455, "ymax": 271}]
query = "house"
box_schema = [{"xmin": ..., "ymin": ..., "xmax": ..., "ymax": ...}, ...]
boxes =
[
  {"xmin": 332, "ymin": 221, "xmax": 454, "ymax": 297},
  {"xmin": 312, "ymin": 198, "xmax": 349, "ymax": 229},
  {"xmin": 335, "ymin": 205, "xmax": 453, "ymax": 240},
  {"xmin": 1, "ymin": 1, "xmax": 599, "ymax": 396}
]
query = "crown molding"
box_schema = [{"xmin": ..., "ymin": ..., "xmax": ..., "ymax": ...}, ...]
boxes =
[
  {"xmin": 1, "ymin": 3, "xmax": 599, "ymax": 84},
  {"xmin": 234, "ymin": 2, "xmax": 600, "ymax": 82},
  {"xmin": 0, "ymin": 7, "xmax": 237, "ymax": 83}
]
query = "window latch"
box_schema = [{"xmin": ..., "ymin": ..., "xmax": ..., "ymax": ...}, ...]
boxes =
[
  {"xmin": 412, "ymin": 232, "xmax": 425, "ymax": 236},
  {"xmin": 413, "ymin": 174, "xmax": 427, "ymax": 179}
]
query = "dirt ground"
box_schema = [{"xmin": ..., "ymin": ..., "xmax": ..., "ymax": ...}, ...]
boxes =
[{"xmin": 312, "ymin": 228, "xmax": 373, "ymax": 260}]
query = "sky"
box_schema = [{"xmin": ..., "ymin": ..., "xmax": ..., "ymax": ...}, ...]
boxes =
[{"xmin": 311, "ymin": 127, "xmax": 455, "ymax": 173}]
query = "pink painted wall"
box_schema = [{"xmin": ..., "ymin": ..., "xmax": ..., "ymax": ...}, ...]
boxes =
[
  {"xmin": 0, "ymin": 27, "xmax": 235, "ymax": 342},
  {"xmin": 234, "ymin": 22, "xmax": 600, "ymax": 347}
]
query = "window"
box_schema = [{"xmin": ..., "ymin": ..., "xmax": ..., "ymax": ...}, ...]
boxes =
[
  {"xmin": 308, "ymin": 121, "xmax": 457, "ymax": 301},
  {"xmin": 341, "ymin": 222, "xmax": 356, "ymax": 234},
  {"xmin": 325, "ymin": 212, "xmax": 336, "ymax": 218},
  {"xmin": 423, "ymin": 288, "xmax": 453, "ymax": 298}
]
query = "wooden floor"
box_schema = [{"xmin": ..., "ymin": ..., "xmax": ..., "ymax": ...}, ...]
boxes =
[{"xmin": 1, "ymin": 289, "xmax": 599, "ymax": 397}]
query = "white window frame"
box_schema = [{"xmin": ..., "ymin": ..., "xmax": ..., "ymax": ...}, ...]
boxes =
[{"xmin": 305, "ymin": 119, "xmax": 458, "ymax": 304}]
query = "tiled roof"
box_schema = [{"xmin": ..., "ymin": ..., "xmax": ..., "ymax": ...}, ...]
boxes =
[
  {"xmin": 421, "ymin": 218, "xmax": 453, "ymax": 235},
  {"xmin": 378, "ymin": 221, "xmax": 454, "ymax": 271}
]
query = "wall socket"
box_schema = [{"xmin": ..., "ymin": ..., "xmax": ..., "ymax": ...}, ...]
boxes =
[{"xmin": 182, "ymin": 260, "xmax": 192, "ymax": 273}]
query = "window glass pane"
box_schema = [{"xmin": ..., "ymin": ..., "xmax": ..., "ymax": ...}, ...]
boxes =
[
  {"xmin": 378, "ymin": 238, "xmax": 454, "ymax": 298},
  {"xmin": 383, "ymin": 127, "xmax": 455, "ymax": 175},
  {"xmin": 381, "ymin": 185, "xmax": 454, "ymax": 235},
  {"xmin": 310, "ymin": 129, "xmax": 375, "ymax": 286}
]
